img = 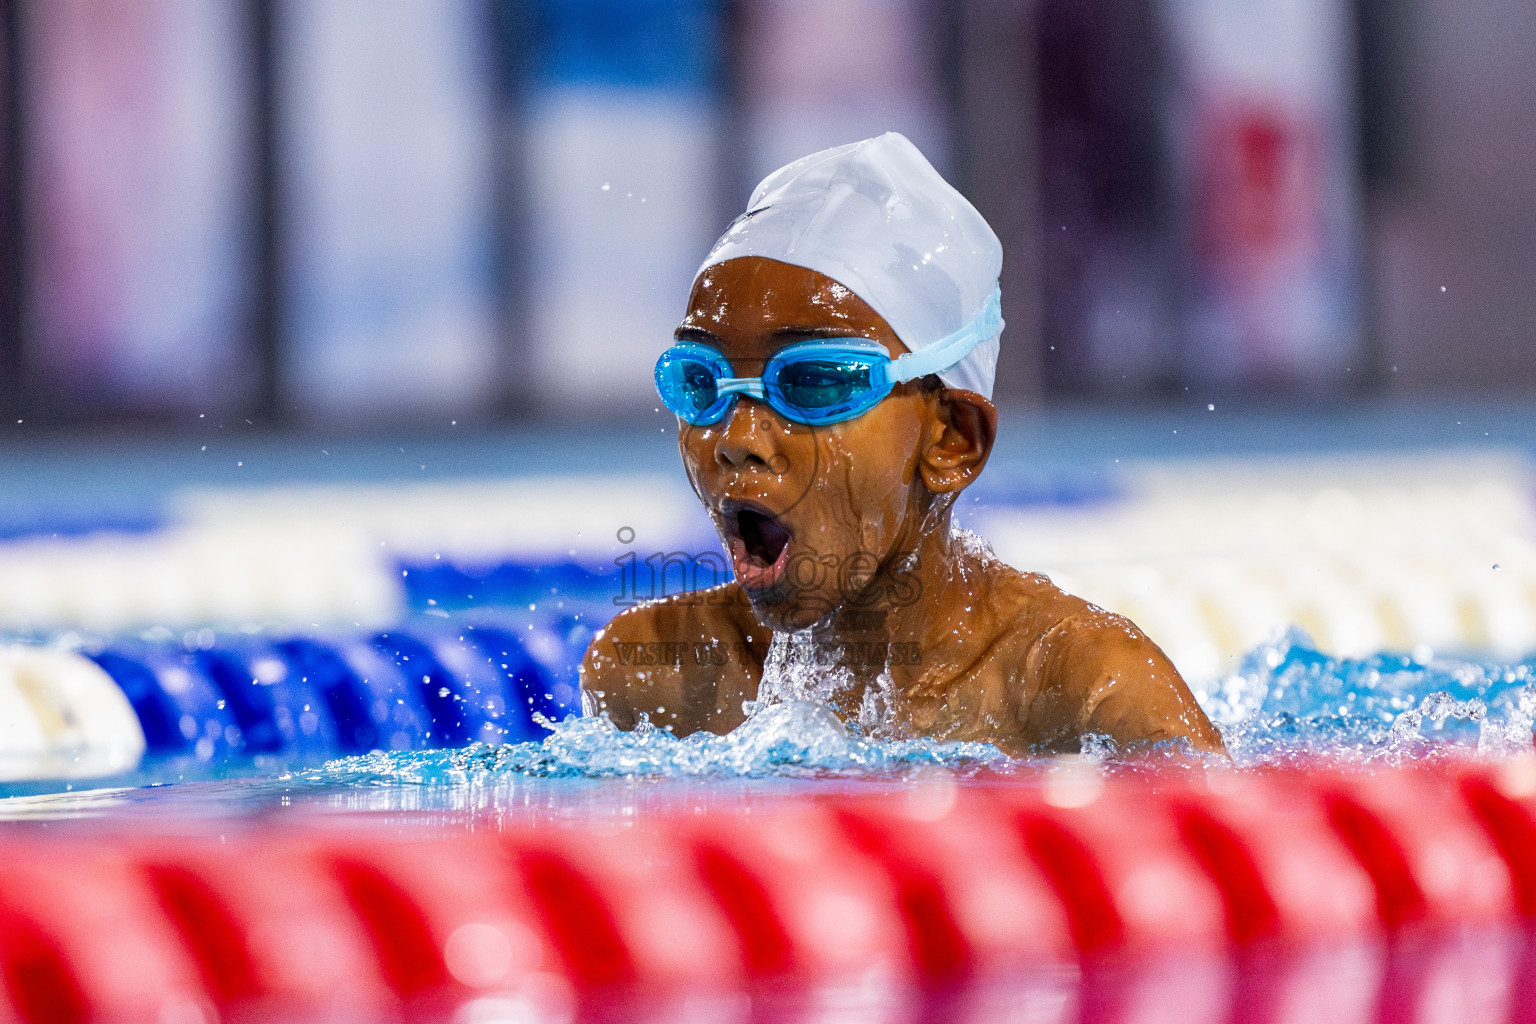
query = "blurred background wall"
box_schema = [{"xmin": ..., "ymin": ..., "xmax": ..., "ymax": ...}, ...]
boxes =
[{"xmin": 0, "ymin": 0, "xmax": 1529, "ymax": 428}]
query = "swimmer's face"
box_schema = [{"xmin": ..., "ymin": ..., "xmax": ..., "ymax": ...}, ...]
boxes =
[{"xmin": 675, "ymin": 256, "xmax": 993, "ymax": 632}]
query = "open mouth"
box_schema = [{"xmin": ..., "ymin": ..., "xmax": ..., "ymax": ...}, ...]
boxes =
[
  {"xmin": 738, "ymin": 508, "xmax": 791, "ymax": 566},
  {"xmin": 724, "ymin": 503, "xmax": 794, "ymax": 592}
]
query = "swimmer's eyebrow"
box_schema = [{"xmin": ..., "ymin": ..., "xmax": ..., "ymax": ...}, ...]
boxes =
[
  {"xmin": 673, "ymin": 325, "xmax": 723, "ymax": 345},
  {"xmin": 770, "ymin": 325, "xmax": 874, "ymax": 342},
  {"xmin": 671, "ymin": 324, "xmax": 876, "ymax": 348}
]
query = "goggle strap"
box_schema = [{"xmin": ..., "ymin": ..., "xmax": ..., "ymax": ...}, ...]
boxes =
[{"xmin": 888, "ymin": 286, "xmax": 1004, "ymax": 385}]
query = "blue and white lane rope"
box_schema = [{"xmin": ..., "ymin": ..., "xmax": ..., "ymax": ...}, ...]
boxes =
[{"xmin": 0, "ymin": 621, "xmax": 587, "ymax": 782}]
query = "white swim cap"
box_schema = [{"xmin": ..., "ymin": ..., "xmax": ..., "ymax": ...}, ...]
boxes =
[{"xmin": 696, "ymin": 132, "xmax": 1004, "ymax": 398}]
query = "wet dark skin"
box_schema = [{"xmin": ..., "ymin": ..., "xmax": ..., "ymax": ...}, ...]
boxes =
[{"xmin": 582, "ymin": 256, "xmax": 1226, "ymax": 757}]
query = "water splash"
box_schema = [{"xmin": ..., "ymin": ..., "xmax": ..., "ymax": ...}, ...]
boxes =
[
  {"xmin": 1196, "ymin": 628, "xmax": 1536, "ymax": 766},
  {"xmin": 755, "ymin": 632, "xmax": 852, "ymax": 709},
  {"xmin": 316, "ymin": 700, "xmax": 1012, "ymax": 784},
  {"xmin": 755, "ymin": 631, "xmax": 903, "ymax": 737},
  {"xmin": 749, "ymin": 524, "xmax": 1007, "ymax": 739},
  {"xmin": 313, "ymin": 629, "xmax": 1536, "ymax": 786},
  {"xmin": 1389, "ymin": 691, "xmax": 1486, "ymax": 750}
]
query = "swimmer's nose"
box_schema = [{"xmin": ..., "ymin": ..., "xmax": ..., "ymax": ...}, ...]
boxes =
[{"xmin": 715, "ymin": 398, "xmax": 786, "ymax": 473}]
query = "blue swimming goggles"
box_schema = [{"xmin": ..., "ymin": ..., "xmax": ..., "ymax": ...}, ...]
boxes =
[{"xmin": 656, "ymin": 287, "xmax": 1002, "ymax": 427}]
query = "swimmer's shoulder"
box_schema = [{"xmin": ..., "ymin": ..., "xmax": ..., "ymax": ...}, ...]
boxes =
[
  {"xmin": 977, "ymin": 562, "xmax": 1110, "ymax": 649},
  {"xmin": 579, "ymin": 582, "xmax": 766, "ymax": 732},
  {"xmin": 982, "ymin": 564, "xmax": 1158, "ymax": 684},
  {"xmin": 981, "ymin": 566, "xmax": 1226, "ymax": 755},
  {"xmin": 931, "ymin": 561, "xmax": 1102, "ymax": 692},
  {"xmin": 587, "ymin": 582, "xmax": 761, "ymax": 654}
]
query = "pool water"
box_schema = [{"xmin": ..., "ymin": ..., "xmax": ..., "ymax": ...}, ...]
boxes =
[
  {"xmin": 1203, "ymin": 629, "xmax": 1536, "ymax": 765},
  {"xmin": 4, "ymin": 630, "xmax": 1533, "ymax": 824},
  {"xmin": 269, "ymin": 628, "xmax": 1536, "ymax": 780}
]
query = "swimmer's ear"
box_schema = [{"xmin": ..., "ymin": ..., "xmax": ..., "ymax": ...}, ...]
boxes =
[{"xmin": 919, "ymin": 389, "xmax": 997, "ymax": 494}]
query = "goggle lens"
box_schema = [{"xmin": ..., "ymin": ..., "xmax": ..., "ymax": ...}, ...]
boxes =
[
  {"xmin": 772, "ymin": 359, "xmax": 871, "ymax": 411},
  {"xmin": 677, "ymin": 360, "xmax": 719, "ymax": 416},
  {"xmin": 656, "ymin": 348, "xmax": 730, "ymax": 423}
]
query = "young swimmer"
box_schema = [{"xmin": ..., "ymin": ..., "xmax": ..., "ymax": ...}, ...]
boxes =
[{"xmin": 582, "ymin": 133, "xmax": 1224, "ymax": 757}]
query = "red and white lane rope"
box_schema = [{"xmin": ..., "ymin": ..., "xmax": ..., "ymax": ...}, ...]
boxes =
[{"xmin": 1, "ymin": 762, "xmax": 1535, "ymax": 1023}]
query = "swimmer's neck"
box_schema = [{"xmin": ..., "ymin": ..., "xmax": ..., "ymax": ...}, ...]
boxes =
[{"xmin": 792, "ymin": 508, "xmax": 991, "ymax": 679}]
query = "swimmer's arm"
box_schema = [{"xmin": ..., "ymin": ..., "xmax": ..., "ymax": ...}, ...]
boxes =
[
  {"xmin": 1028, "ymin": 610, "xmax": 1227, "ymax": 757},
  {"xmin": 579, "ymin": 623, "xmax": 641, "ymax": 729},
  {"xmin": 579, "ymin": 588, "xmax": 763, "ymax": 736},
  {"xmin": 579, "ymin": 608, "xmax": 691, "ymax": 732}
]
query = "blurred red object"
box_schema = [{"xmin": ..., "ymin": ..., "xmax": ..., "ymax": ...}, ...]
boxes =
[{"xmin": 0, "ymin": 763, "xmax": 1534, "ymax": 1022}]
